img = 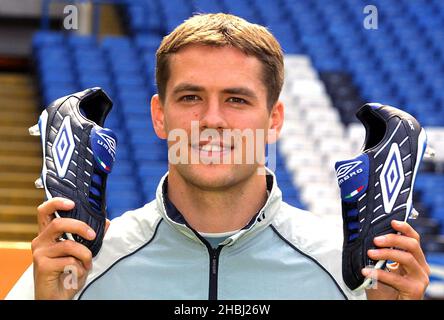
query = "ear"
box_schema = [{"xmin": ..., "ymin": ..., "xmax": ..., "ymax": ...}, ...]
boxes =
[
  {"xmin": 151, "ymin": 94, "xmax": 168, "ymax": 139},
  {"xmin": 267, "ymin": 100, "xmax": 284, "ymax": 144}
]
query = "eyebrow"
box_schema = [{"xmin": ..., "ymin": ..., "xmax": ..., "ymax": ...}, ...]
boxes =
[
  {"xmin": 172, "ymin": 83, "xmax": 258, "ymax": 100},
  {"xmin": 172, "ymin": 83, "xmax": 204, "ymax": 95},
  {"xmin": 222, "ymin": 87, "xmax": 257, "ymax": 100}
]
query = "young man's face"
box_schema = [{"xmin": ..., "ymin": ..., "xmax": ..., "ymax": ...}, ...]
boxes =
[{"xmin": 151, "ymin": 44, "xmax": 283, "ymax": 190}]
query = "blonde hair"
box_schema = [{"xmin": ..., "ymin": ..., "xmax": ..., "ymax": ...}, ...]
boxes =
[{"xmin": 156, "ymin": 13, "xmax": 284, "ymax": 110}]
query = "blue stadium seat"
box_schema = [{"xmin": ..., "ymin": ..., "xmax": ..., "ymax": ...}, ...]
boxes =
[
  {"xmin": 101, "ymin": 36, "xmax": 133, "ymax": 50},
  {"xmin": 67, "ymin": 35, "xmax": 96, "ymax": 48},
  {"xmin": 135, "ymin": 35, "xmax": 163, "ymax": 52},
  {"xmin": 43, "ymin": 85, "xmax": 78, "ymax": 105},
  {"xmin": 193, "ymin": 0, "xmax": 226, "ymax": 13},
  {"xmin": 32, "ymin": 31, "xmax": 65, "ymax": 49},
  {"xmin": 107, "ymin": 175, "xmax": 136, "ymax": 192},
  {"xmin": 40, "ymin": 71, "xmax": 76, "ymax": 87},
  {"xmin": 107, "ymin": 191, "xmax": 141, "ymax": 208},
  {"xmin": 138, "ymin": 162, "xmax": 169, "ymax": 178}
]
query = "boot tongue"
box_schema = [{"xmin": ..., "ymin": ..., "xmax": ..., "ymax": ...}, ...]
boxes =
[
  {"xmin": 90, "ymin": 127, "xmax": 117, "ymax": 174},
  {"xmin": 335, "ymin": 153, "xmax": 369, "ymax": 202}
]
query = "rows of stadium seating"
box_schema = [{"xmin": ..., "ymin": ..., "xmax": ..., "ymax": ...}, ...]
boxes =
[
  {"xmin": 120, "ymin": 0, "xmax": 444, "ymax": 296},
  {"xmin": 298, "ymin": 0, "xmax": 444, "ymax": 127},
  {"xmin": 125, "ymin": 0, "xmax": 444, "ymax": 124},
  {"xmin": 32, "ymin": 0, "xmax": 444, "ymax": 296}
]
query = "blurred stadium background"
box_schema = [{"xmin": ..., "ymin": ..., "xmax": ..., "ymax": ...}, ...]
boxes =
[{"xmin": 0, "ymin": 0, "xmax": 443, "ymax": 299}]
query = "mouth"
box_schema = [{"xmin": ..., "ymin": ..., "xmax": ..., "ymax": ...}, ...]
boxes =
[{"xmin": 190, "ymin": 141, "xmax": 234, "ymax": 158}]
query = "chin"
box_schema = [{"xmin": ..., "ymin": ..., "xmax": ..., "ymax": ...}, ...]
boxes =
[{"xmin": 174, "ymin": 163, "xmax": 257, "ymax": 191}]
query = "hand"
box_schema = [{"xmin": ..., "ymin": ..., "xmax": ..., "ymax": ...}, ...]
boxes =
[
  {"xmin": 32, "ymin": 197, "xmax": 110, "ymax": 300},
  {"xmin": 364, "ymin": 220, "xmax": 431, "ymax": 300}
]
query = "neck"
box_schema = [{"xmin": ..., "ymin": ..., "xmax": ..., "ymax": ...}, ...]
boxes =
[{"xmin": 167, "ymin": 168, "xmax": 268, "ymax": 233}]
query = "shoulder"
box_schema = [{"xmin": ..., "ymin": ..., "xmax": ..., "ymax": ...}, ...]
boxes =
[
  {"xmin": 272, "ymin": 202, "xmax": 343, "ymax": 253},
  {"xmin": 272, "ymin": 202, "xmax": 366, "ymax": 300},
  {"xmin": 271, "ymin": 202, "xmax": 343, "ymax": 278},
  {"xmin": 103, "ymin": 200, "xmax": 162, "ymax": 249}
]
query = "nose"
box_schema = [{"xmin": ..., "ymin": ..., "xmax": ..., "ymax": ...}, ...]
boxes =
[{"xmin": 199, "ymin": 98, "xmax": 228, "ymax": 130}]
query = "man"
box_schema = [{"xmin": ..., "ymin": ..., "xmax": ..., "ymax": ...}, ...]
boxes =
[{"xmin": 7, "ymin": 13, "xmax": 429, "ymax": 299}]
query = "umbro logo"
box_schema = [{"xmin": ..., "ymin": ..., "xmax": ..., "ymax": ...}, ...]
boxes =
[
  {"xmin": 52, "ymin": 116, "xmax": 75, "ymax": 178},
  {"xmin": 380, "ymin": 143, "xmax": 405, "ymax": 213},
  {"xmin": 336, "ymin": 160, "xmax": 363, "ymax": 185},
  {"xmin": 97, "ymin": 131, "xmax": 116, "ymax": 156}
]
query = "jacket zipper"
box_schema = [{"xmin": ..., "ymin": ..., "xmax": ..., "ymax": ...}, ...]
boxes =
[
  {"xmin": 191, "ymin": 230, "xmax": 224, "ymax": 300},
  {"xmin": 208, "ymin": 245, "xmax": 223, "ymax": 300}
]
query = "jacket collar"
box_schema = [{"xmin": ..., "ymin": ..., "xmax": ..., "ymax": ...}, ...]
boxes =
[{"xmin": 155, "ymin": 167, "xmax": 282, "ymax": 246}]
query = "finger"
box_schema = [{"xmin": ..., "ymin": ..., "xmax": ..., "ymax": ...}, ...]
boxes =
[
  {"xmin": 40, "ymin": 240, "xmax": 93, "ymax": 270},
  {"xmin": 387, "ymin": 262, "xmax": 408, "ymax": 278},
  {"xmin": 37, "ymin": 217, "xmax": 96, "ymax": 245},
  {"xmin": 105, "ymin": 219, "xmax": 110, "ymax": 234},
  {"xmin": 374, "ymin": 233, "xmax": 429, "ymax": 274},
  {"xmin": 391, "ymin": 220, "xmax": 420, "ymax": 242},
  {"xmin": 389, "ymin": 220, "xmax": 431, "ymax": 275},
  {"xmin": 386, "ymin": 261, "xmax": 400, "ymax": 271},
  {"xmin": 362, "ymin": 268, "xmax": 416, "ymax": 297},
  {"xmin": 35, "ymin": 255, "xmax": 86, "ymax": 278},
  {"xmin": 368, "ymin": 248, "xmax": 427, "ymax": 278},
  {"xmin": 37, "ymin": 198, "xmax": 75, "ymax": 233}
]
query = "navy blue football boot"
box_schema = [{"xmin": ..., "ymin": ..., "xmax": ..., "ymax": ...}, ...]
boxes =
[
  {"xmin": 29, "ymin": 87, "xmax": 117, "ymax": 257},
  {"xmin": 335, "ymin": 103, "xmax": 434, "ymax": 291}
]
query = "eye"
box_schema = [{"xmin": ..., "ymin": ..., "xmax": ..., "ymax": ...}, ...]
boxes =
[
  {"xmin": 227, "ymin": 97, "xmax": 248, "ymax": 104},
  {"xmin": 179, "ymin": 95, "xmax": 201, "ymax": 102}
]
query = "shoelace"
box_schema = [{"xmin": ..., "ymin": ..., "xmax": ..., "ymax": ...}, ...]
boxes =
[
  {"xmin": 346, "ymin": 208, "xmax": 360, "ymax": 242},
  {"xmin": 89, "ymin": 169, "xmax": 104, "ymax": 213}
]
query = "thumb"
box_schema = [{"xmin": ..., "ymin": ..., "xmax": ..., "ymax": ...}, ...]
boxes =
[{"xmin": 105, "ymin": 219, "xmax": 111, "ymax": 234}]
